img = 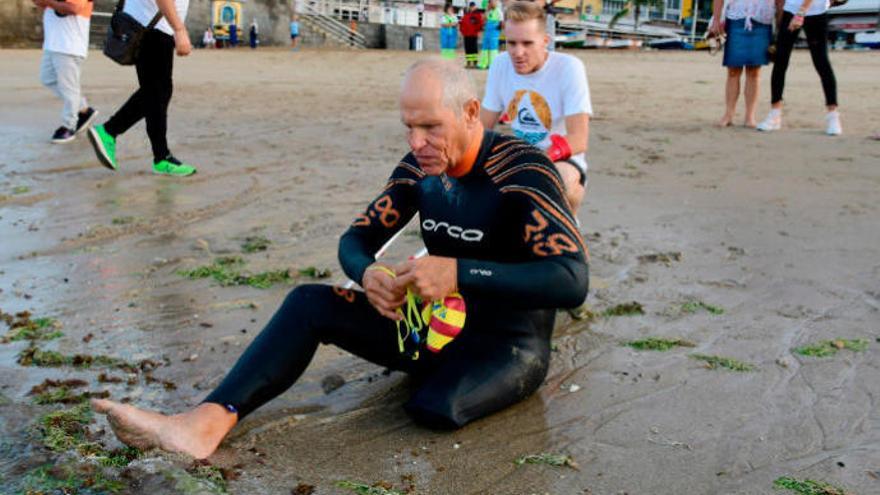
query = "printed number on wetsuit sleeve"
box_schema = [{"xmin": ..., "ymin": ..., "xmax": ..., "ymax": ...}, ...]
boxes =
[
  {"xmin": 352, "ymin": 194, "xmax": 401, "ymax": 228},
  {"xmin": 524, "ymin": 209, "xmax": 579, "ymax": 257}
]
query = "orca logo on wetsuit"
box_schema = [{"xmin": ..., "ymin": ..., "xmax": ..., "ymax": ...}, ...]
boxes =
[{"xmin": 422, "ymin": 219, "xmax": 484, "ymax": 242}]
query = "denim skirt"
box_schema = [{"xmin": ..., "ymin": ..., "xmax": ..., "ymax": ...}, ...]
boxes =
[{"xmin": 723, "ymin": 18, "xmax": 772, "ymax": 67}]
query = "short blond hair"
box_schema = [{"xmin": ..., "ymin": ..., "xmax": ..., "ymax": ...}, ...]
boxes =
[{"xmin": 504, "ymin": 1, "xmax": 547, "ymax": 28}]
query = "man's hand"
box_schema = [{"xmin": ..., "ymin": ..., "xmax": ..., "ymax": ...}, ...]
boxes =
[
  {"xmin": 362, "ymin": 263, "xmax": 406, "ymax": 321},
  {"xmin": 394, "ymin": 256, "xmax": 457, "ymax": 302},
  {"xmin": 709, "ymin": 18, "xmax": 725, "ymax": 37},
  {"xmin": 174, "ymin": 27, "xmax": 192, "ymax": 56},
  {"xmin": 788, "ymin": 13, "xmax": 804, "ymax": 31}
]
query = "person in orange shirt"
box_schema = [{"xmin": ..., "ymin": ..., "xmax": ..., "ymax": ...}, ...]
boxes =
[{"xmin": 34, "ymin": 0, "xmax": 97, "ymax": 143}]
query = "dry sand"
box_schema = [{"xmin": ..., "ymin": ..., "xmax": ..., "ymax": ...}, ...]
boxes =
[{"xmin": 1, "ymin": 47, "xmax": 879, "ymax": 494}]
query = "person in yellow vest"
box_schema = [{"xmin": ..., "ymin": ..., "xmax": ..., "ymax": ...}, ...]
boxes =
[
  {"xmin": 478, "ymin": 0, "xmax": 503, "ymax": 69},
  {"xmin": 440, "ymin": 4, "xmax": 459, "ymax": 60}
]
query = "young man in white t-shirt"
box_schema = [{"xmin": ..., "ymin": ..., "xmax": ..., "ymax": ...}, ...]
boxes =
[
  {"xmin": 480, "ymin": 0, "xmax": 592, "ymax": 212},
  {"xmin": 34, "ymin": 0, "xmax": 97, "ymax": 143},
  {"xmin": 87, "ymin": 0, "xmax": 197, "ymax": 176}
]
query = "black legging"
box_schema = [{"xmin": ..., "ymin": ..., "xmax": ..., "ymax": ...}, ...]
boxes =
[
  {"xmin": 104, "ymin": 29, "xmax": 175, "ymax": 162},
  {"xmin": 204, "ymin": 284, "xmax": 553, "ymax": 429},
  {"xmin": 771, "ymin": 11, "xmax": 837, "ymax": 106}
]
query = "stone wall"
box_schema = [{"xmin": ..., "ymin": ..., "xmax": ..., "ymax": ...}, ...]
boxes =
[{"xmin": 0, "ymin": 0, "xmax": 45, "ymax": 47}]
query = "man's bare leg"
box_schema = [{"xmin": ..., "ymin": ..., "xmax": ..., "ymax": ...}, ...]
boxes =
[
  {"xmin": 91, "ymin": 399, "xmax": 237, "ymax": 459},
  {"xmin": 554, "ymin": 161, "xmax": 585, "ymax": 213}
]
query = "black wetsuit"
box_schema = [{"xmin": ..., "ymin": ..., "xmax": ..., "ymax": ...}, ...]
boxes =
[{"xmin": 205, "ymin": 131, "xmax": 589, "ymax": 428}]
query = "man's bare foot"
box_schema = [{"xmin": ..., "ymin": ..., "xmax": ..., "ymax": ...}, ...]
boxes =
[
  {"xmin": 744, "ymin": 118, "xmax": 757, "ymax": 128},
  {"xmin": 92, "ymin": 399, "xmax": 237, "ymax": 459},
  {"xmin": 717, "ymin": 115, "xmax": 734, "ymax": 127}
]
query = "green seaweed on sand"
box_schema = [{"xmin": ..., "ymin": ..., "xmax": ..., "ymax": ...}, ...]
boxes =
[
  {"xmin": 680, "ymin": 300, "xmax": 725, "ymax": 315},
  {"xmin": 37, "ymin": 403, "xmax": 93, "ymax": 452},
  {"xmin": 773, "ymin": 476, "xmax": 850, "ymax": 495},
  {"xmin": 178, "ymin": 257, "xmax": 329, "ymax": 288},
  {"xmin": 0, "ymin": 310, "xmax": 63, "ymax": 343},
  {"xmin": 111, "ymin": 216, "xmax": 137, "ymax": 225},
  {"xmin": 602, "ymin": 302, "xmax": 645, "ymax": 317},
  {"xmin": 12, "ymin": 185, "xmax": 31, "ymax": 195},
  {"xmin": 691, "ymin": 354, "xmax": 756, "ymax": 372},
  {"xmin": 21, "ymin": 463, "xmax": 125, "ymax": 494},
  {"xmin": 241, "ymin": 235, "xmax": 271, "ymax": 253},
  {"xmin": 177, "ymin": 257, "xmax": 294, "ymax": 289},
  {"xmin": 514, "ymin": 452, "xmax": 578, "ymax": 468},
  {"xmin": 187, "ymin": 463, "xmax": 228, "ymax": 492},
  {"xmin": 626, "ymin": 337, "xmax": 696, "ymax": 351},
  {"xmin": 298, "ymin": 266, "xmax": 332, "ymax": 279},
  {"xmin": 97, "ymin": 446, "xmax": 143, "ymax": 468},
  {"xmin": 337, "ymin": 480, "xmax": 406, "ymax": 495},
  {"xmin": 794, "ymin": 339, "xmax": 869, "ymax": 358},
  {"xmin": 18, "ymin": 347, "xmax": 127, "ymax": 369}
]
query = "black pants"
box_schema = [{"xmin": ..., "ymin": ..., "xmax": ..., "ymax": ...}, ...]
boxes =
[
  {"xmin": 104, "ymin": 29, "xmax": 175, "ymax": 162},
  {"xmin": 464, "ymin": 36, "xmax": 478, "ymax": 55},
  {"xmin": 204, "ymin": 284, "xmax": 552, "ymax": 429},
  {"xmin": 771, "ymin": 12, "xmax": 837, "ymax": 106}
]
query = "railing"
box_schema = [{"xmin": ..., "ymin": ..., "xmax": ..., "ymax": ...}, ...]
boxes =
[{"xmin": 299, "ymin": 0, "xmax": 368, "ymax": 48}]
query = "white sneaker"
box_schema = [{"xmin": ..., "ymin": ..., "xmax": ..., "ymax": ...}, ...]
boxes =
[
  {"xmin": 756, "ymin": 110, "xmax": 782, "ymax": 132},
  {"xmin": 825, "ymin": 110, "xmax": 842, "ymax": 136}
]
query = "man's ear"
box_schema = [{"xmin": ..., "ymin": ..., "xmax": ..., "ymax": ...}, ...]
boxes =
[{"xmin": 463, "ymin": 98, "xmax": 481, "ymax": 125}]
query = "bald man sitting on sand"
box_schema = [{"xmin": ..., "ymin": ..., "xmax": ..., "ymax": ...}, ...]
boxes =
[{"xmin": 93, "ymin": 59, "xmax": 588, "ymax": 459}]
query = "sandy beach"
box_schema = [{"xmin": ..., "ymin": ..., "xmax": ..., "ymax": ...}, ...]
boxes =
[{"xmin": 1, "ymin": 47, "xmax": 879, "ymax": 494}]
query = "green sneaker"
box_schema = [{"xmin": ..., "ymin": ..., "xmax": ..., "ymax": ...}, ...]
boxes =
[
  {"xmin": 153, "ymin": 155, "xmax": 197, "ymax": 177},
  {"xmin": 87, "ymin": 125, "xmax": 117, "ymax": 170}
]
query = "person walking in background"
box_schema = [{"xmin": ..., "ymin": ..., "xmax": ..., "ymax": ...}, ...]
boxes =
[
  {"xmin": 478, "ymin": 0, "xmax": 503, "ymax": 69},
  {"xmin": 756, "ymin": 0, "xmax": 842, "ymax": 135},
  {"xmin": 459, "ymin": 2, "xmax": 484, "ymax": 68},
  {"xmin": 709, "ymin": 0, "xmax": 775, "ymax": 127},
  {"xmin": 34, "ymin": 0, "xmax": 97, "ymax": 143},
  {"xmin": 249, "ymin": 18, "xmax": 258, "ymax": 49},
  {"xmin": 440, "ymin": 4, "xmax": 459, "ymax": 60},
  {"xmin": 290, "ymin": 14, "xmax": 300, "ymax": 50},
  {"xmin": 87, "ymin": 0, "xmax": 197, "ymax": 177}
]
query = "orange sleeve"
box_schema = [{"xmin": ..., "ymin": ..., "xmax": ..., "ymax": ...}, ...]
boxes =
[{"xmin": 69, "ymin": 0, "xmax": 93, "ymax": 18}]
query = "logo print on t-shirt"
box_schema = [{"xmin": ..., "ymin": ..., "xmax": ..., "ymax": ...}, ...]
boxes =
[{"xmin": 506, "ymin": 90, "xmax": 552, "ymax": 146}]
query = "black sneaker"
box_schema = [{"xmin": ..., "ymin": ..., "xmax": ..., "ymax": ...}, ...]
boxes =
[
  {"xmin": 75, "ymin": 107, "xmax": 98, "ymax": 134},
  {"xmin": 51, "ymin": 126, "xmax": 76, "ymax": 144}
]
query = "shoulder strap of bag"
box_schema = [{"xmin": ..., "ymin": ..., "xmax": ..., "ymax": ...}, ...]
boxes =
[
  {"xmin": 146, "ymin": 11, "xmax": 163, "ymax": 29},
  {"xmin": 147, "ymin": 0, "xmax": 165, "ymax": 29}
]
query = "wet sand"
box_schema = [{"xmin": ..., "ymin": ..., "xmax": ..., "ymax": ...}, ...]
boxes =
[{"xmin": 1, "ymin": 48, "xmax": 879, "ymax": 494}]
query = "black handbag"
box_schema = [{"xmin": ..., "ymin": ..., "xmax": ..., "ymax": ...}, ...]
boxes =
[{"xmin": 103, "ymin": 0, "xmax": 162, "ymax": 66}]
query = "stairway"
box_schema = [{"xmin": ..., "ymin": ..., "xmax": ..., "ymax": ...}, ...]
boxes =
[{"xmin": 298, "ymin": 2, "xmax": 366, "ymax": 49}]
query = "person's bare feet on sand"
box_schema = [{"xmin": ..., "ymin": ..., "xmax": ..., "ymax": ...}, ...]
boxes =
[
  {"xmin": 717, "ymin": 114, "xmax": 734, "ymax": 127},
  {"xmin": 744, "ymin": 118, "xmax": 757, "ymax": 128},
  {"xmin": 91, "ymin": 399, "xmax": 237, "ymax": 459}
]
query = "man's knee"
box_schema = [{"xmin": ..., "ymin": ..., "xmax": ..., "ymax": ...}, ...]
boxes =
[
  {"xmin": 280, "ymin": 284, "xmax": 332, "ymax": 320},
  {"xmin": 404, "ymin": 392, "xmax": 467, "ymax": 430}
]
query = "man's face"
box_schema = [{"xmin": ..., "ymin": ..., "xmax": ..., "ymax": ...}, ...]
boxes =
[
  {"xmin": 399, "ymin": 73, "xmax": 470, "ymax": 176},
  {"xmin": 504, "ymin": 19, "xmax": 549, "ymax": 75}
]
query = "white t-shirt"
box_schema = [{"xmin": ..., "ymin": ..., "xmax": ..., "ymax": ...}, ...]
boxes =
[
  {"xmin": 482, "ymin": 51, "xmax": 593, "ymax": 172},
  {"xmin": 123, "ymin": 0, "xmax": 190, "ymax": 37},
  {"xmin": 42, "ymin": 0, "xmax": 92, "ymax": 58},
  {"xmin": 783, "ymin": 0, "xmax": 829, "ymax": 16}
]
